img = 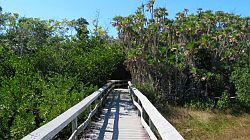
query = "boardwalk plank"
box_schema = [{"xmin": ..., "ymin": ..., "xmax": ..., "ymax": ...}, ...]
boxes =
[{"xmin": 79, "ymin": 89, "xmax": 150, "ymax": 140}]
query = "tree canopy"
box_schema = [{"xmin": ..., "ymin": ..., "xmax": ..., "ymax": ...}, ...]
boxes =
[
  {"xmin": 0, "ymin": 9, "xmax": 124, "ymax": 139},
  {"xmin": 113, "ymin": 0, "xmax": 249, "ymax": 109}
]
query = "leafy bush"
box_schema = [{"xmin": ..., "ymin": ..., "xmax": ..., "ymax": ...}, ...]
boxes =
[
  {"xmin": 217, "ymin": 91, "xmax": 230, "ymax": 109},
  {"xmin": 231, "ymin": 67, "xmax": 250, "ymax": 108}
]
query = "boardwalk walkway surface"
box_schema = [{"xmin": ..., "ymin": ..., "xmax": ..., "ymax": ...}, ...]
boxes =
[
  {"xmin": 23, "ymin": 81, "xmax": 184, "ymax": 140},
  {"xmin": 80, "ymin": 89, "xmax": 150, "ymax": 140}
]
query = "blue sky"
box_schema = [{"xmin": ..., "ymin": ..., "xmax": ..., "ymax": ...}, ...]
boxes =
[{"xmin": 0, "ymin": 0, "xmax": 249, "ymax": 37}]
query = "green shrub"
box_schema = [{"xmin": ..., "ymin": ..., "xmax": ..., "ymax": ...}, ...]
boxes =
[
  {"xmin": 217, "ymin": 91, "xmax": 230, "ymax": 109},
  {"xmin": 230, "ymin": 41, "xmax": 250, "ymax": 108},
  {"xmin": 231, "ymin": 67, "xmax": 250, "ymax": 108}
]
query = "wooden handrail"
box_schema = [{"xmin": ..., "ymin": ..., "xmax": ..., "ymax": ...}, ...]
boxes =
[
  {"xmin": 128, "ymin": 81, "xmax": 184, "ymax": 140},
  {"xmin": 22, "ymin": 80, "xmax": 128, "ymax": 140}
]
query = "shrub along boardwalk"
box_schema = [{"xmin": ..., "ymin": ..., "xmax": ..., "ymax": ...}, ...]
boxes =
[{"xmin": 80, "ymin": 89, "xmax": 150, "ymax": 140}]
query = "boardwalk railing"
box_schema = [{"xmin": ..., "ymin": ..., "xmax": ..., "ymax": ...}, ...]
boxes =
[
  {"xmin": 22, "ymin": 80, "xmax": 128, "ymax": 140},
  {"xmin": 128, "ymin": 81, "xmax": 184, "ymax": 140}
]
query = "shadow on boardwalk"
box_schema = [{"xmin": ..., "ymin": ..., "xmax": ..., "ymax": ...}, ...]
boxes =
[{"xmin": 79, "ymin": 89, "xmax": 149, "ymax": 140}]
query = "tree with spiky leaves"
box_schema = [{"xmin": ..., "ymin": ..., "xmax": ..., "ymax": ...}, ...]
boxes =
[{"xmin": 113, "ymin": 0, "xmax": 250, "ymax": 107}]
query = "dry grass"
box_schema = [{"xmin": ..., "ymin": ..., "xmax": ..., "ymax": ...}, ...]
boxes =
[{"xmin": 158, "ymin": 105, "xmax": 250, "ymax": 140}]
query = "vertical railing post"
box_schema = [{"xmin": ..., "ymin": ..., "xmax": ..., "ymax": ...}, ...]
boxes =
[
  {"xmin": 72, "ymin": 117, "xmax": 77, "ymax": 133},
  {"xmin": 129, "ymin": 87, "xmax": 133, "ymax": 100},
  {"xmin": 96, "ymin": 96, "xmax": 101, "ymax": 113},
  {"xmin": 89, "ymin": 104, "xmax": 92, "ymax": 113},
  {"xmin": 95, "ymin": 98, "xmax": 98, "ymax": 108},
  {"xmin": 88, "ymin": 103, "xmax": 92, "ymax": 123},
  {"xmin": 101, "ymin": 92, "xmax": 104, "ymax": 107}
]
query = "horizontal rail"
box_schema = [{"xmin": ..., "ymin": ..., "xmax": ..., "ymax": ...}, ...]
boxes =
[
  {"xmin": 128, "ymin": 81, "xmax": 184, "ymax": 140},
  {"xmin": 22, "ymin": 80, "xmax": 128, "ymax": 140}
]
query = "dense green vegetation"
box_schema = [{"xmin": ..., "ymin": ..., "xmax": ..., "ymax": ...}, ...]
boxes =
[
  {"xmin": 0, "ymin": 7, "xmax": 124, "ymax": 139},
  {"xmin": 113, "ymin": 0, "xmax": 249, "ymax": 110}
]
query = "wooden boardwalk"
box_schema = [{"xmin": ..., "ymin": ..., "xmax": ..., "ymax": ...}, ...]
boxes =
[
  {"xmin": 79, "ymin": 89, "xmax": 150, "ymax": 140},
  {"xmin": 23, "ymin": 81, "xmax": 183, "ymax": 140}
]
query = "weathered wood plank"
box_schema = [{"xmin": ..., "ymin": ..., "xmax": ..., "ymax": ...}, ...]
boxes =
[{"xmin": 80, "ymin": 89, "xmax": 150, "ymax": 140}]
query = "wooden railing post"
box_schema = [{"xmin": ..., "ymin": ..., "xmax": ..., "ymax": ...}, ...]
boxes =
[
  {"xmin": 100, "ymin": 92, "xmax": 104, "ymax": 107},
  {"xmin": 95, "ymin": 98, "xmax": 100, "ymax": 113},
  {"xmin": 72, "ymin": 117, "xmax": 77, "ymax": 133},
  {"xmin": 89, "ymin": 104, "xmax": 92, "ymax": 112}
]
